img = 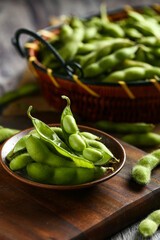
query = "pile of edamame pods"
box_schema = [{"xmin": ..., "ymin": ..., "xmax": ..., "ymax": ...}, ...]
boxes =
[
  {"xmin": 6, "ymin": 96, "xmax": 118, "ymax": 186},
  {"xmin": 39, "ymin": 5, "xmax": 160, "ymax": 83}
]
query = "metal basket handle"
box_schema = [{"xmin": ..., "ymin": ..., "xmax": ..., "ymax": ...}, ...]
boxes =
[{"xmin": 11, "ymin": 28, "xmax": 84, "ymax": 78}]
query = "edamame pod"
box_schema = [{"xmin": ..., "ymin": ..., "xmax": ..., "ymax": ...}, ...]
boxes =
[
  {"xmin": 81, "ymin": 132, "xmax": 101, "ymax": 140},
  {"xmin": 139, "ymin": 209, "xmax": 160, "ymax": 237},
  {"xmin": 122, "ymin": 132, "xmax": 160, "ymax": 147},
  {"xmin": 27, "ymin": 162, "xmax": 53, "ymax": 183},
  {"xmin": 27, "ymin": 162, "xmax": 106, "ymax": 185},
  {"xmin": 84, "ymin": 45, "xmax": 138, "ymax": 77},
  {"xmin": 26, "ymin": 135, "xmax": 76, "ymax": 167},
  {"xmin": 102, "ymin": 66, "xmax": 160, "ymax": 83},
  {"xmin": 96, "ymin": 121, "xmax": 155, "ymax": 133},
  {"xmin": 61, "ymin": 95, "xmax": 86, "ymax": 152},
  {"xmin": 0, "ymin": 128, "xmax": 19, "ymax": 143},
  {"xmin": 132, "ymin": 149, "xmax": 160, "ymax": 185},
  {"xmin": 10, "ymin": 153, "xmax": 32, "ymax": 171},
  {"xmin": 27, "ymin": 106, "xmax": 94, "ymax": 168},
  {"xmin": 6, "ymin": 135, "xmax": 29, "ymax": 161}
]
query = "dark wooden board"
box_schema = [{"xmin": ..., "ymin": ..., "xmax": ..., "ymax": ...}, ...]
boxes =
[{"xmin": 0, "ymin": 114, "xmax": 160, "ymax": 240}]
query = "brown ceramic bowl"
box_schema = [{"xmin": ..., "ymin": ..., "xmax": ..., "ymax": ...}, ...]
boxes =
[{"xmin": 0, "ymin": 124, "xmax": 126, "ymax": 190}]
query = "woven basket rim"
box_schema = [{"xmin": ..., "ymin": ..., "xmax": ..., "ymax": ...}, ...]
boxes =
[{"xmin": 25, "ymin": 4, "xmax": 160, "ymax": 88}]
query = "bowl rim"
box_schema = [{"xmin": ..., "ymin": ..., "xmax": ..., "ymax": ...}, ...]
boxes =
[
  {"xmin": 25, "ymin": 4, "xmax": 160, "ymax": 87},
  {"xmin": 0, "ymin": 124, "xmax": 126, "ymax": 190}
]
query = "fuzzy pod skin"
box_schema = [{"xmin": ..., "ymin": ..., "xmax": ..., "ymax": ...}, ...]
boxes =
[
  {"xmin": 132, "ymin": 149, "xmax": 160, "ymax": 185},
  {"xmin": 84, "ymin": 45, "xmax": 138, "ymax": 77},
  {"xmin": 0, "ymin": 128, "xmax": 19, "ymax": 143},
  {"xmin": 139, "ymin": 210, "xmax": 160, "ymax": 237},
  {"xmin": 122, "ymin": 132, "xmax": 160, "ymax": 147},
  {"xmin": 26, "ymin": 162, "xmax": 53, "ymax": 184},
  {"xmin": 27, "ymin": 162, "xmax": 106, "ymax": 185},
  {"xmin": 9, "ymin": 153, "xmax": 32, "ymax": 171},
  {"xmin": 96, "ymin": 121, "xmax": 155, "ymax": 134},
  {"xmin": 26, "ymin": 135, "xmax": 76, "ymax": 168},
  {"xmin": 102, "ymin": 66, "xmax": 160, "ymax": 83}
]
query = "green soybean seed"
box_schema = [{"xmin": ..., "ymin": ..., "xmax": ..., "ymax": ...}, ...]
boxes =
[
  {"xmin": 96, "ymin": 121, "xmax": 155, "ymax": 133},
  {"xmin": 139, "ymin": 209, "xmax": 160, "ymax": 237},
  {"xmin": 83, "ymin": 147, "xmax": 103, "ymax": 162},
  {"xmin": 63, "ymin": 115, "xmax": 78, "ymax": 134},
  {"xmin": 9, "ymin": 153, "xmax": 32, "ymax": 171},
  {"xmin": 132, "ymin": 149, "xmax": 160, "ymax": 185},
  {"xmin": 122, "ymin": 132, "xmax": 160, "ymax": 147},
  {"xmin": 69, "ymin": 133, "xmax": 86, "ymax": 152}
]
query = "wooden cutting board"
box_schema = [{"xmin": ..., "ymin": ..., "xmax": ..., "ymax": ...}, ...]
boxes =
[{"xmin": 0, "ymin": 114, "xmax": 160, "ymax": 240}]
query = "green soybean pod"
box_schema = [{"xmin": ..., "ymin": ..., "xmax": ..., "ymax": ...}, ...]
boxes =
[
  {"xmin": 0, "ymin": 128, "xmax": 19, "ymax": 143},
  {"xmin": 9, "ymin": 153, "xmax": 32, "ymax": 171},
  {"xmin": 83, "ymin": 138, "xmax": 114, "ymax": 158},
  {"xmin": 96, "ymin": 121, "xmax": 155, "ymax": 133},
  {"xmin": 61, "ymin": 96, "xmax": 86, "ymax": 152},
  {"xmin": 132, "ymin": 149, "xmax": 160, "ymax": 185},
  {"xmin": 27, "ymin": 106, "xmax": 94, "ymax": 168},
  {"xmin": 81, "ymin": 132, "xmax": 100, "ymax": 140},
  {"xmin": 6, "ymin": 135, "xmax": 29, "ymax": 161},
  {"xmin": 122, "ymin": 59, "xmax": 152, "ymax": 69},
  {"xmin": 122, "ymin": 132, "xmax": 160, "ymax": 147},
  {"xmin": 26, "ymin": 135, "xmax": 76, "ymax": 167},
  {"xmin": 73, "ymin": 166, "xmax": 106, "ymax": 185},
  {"xmin": 60, "ymin": 24, "xmax": 73, "ymax": 41},
  {"xmin": 50, "ymin": 127, "xmax": 64, "ymax": 140},
  {"xmin": 101, "ymin": 22, "xmax": 125, "ymax": 38},
  {"xmin": 0, "ymin": 83, "xmax": 39, "ymax": 106},
  {"xmin": 81, "ymin": 138, "xmax": 116, "ymax": 166},
  {"xmin": 138, "ymin": 36, "xmax": 160, "ymax": 47},
  {"xmin": 26, "ymin": 162, "xmax": 53, "ymax": 184},
  {"xmin": 50, "ymin": 167, "xmax": 76, "ymax": 185},
  {"xmin": 145, "ymin": 66, "xmax": 160, "ymax": 78},
  {"xmin": 125, "ymin": 28, "xmax": 142, "ymax": 39},
  {"xmin": 139, "ymin": 209, "xmax": 160, "ymax": 237},
  {"xmin": 102, "ymin": 67, "xmax": 146, "ymax": 83},
  {"xmin": 84, "ymin": 45, "xmax": 138, "ymax": 77}
]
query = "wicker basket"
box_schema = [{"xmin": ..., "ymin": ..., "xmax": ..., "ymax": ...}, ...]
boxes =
[{"xmin": 12, "ymin": 6, "xmax": 160, "ymax": 123}]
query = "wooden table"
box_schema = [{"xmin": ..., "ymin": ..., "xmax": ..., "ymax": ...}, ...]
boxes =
[{"xmin": 0, "ymin": 0, "xmax": 160, "ymax": 239}]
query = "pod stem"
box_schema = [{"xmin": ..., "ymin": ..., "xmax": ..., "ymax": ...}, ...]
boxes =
[
  {"xmin": 61, "ymin": 95, "xmax": 71, "ymax": 106},
  {"xmin": 27, "ymin": 105, "xmax": 33, "ymax": 120}
]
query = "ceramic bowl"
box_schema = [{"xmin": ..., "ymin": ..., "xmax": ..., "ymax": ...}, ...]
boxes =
[{"xmin": 0, "ymin": 124, "xmax": 126, "ymax": 190}]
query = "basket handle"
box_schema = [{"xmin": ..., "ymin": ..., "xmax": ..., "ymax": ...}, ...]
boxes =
[{"xmin": 12, "ymin": 28, "xmax": 84, "ymax": 78}]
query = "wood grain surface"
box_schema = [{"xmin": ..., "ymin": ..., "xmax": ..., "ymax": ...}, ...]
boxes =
[{"xmin": 0, "ymin": 115, "xmax": 160, "ymax": 240}]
